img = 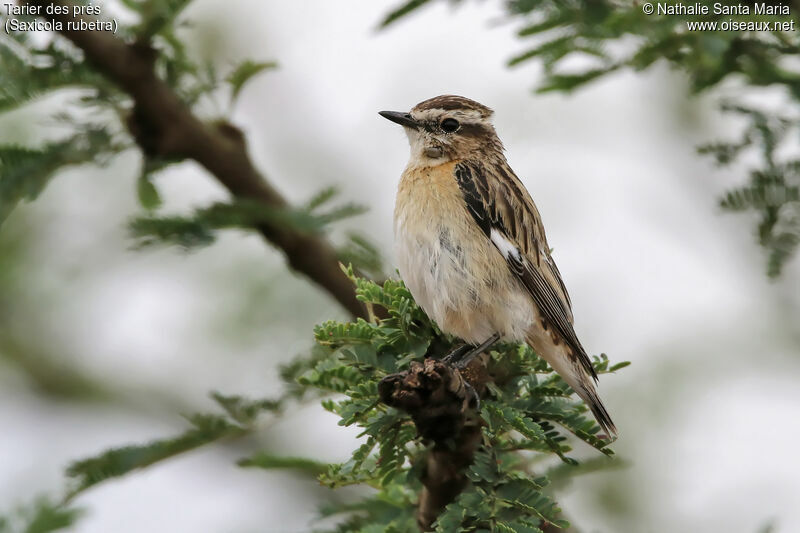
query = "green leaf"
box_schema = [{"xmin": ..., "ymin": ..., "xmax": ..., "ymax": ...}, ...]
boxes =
[
  {"xmin": 536, "ymin": 66, "xmax": 619, "ymax": 93},
  {"xmin": 129, "ymin": 191, "xmax": 366, "ymax": 250},
  {"xmin": 136, "ymin": 0, "xmax": 194, "ymax": 38},
  {"xmin": 434, "ymin": 487, "xmax": 489, "ymax": 532},
  {"xmin": 24, "ymin": 502, "xmax": 82, "ymax": 533},
  {"xmin": 226, "ymin": 60, "xmax": 278, "ymax": 103},
  {"xmin": 0, "ymin": 40, "xmax": 108, "ymax": 113},
  {"xmin": 0, "ymin": 499, "xmax": 83, "ymax": 533},
  {"xmin": 65, "ymin": 412, "xmax": 246, "ymax": 496},
  {"xmin": 495, "ymin": 521, "xmax": 543, "ymax": 533},
  {"xmin": 508, "ymin": 35, "xmax": 577, "ymax": 67},
  {"xmin": 380, "ymin": 0, "xmax": 433, "ymax": 28},
  {"xmin": 237, "ymin": 453, "xmax": 328, "ymax": 476},
  {"xmin": 608, "ymin": 361, "xmax": 631, "ymax": 372},
  {"xmin": 485, "ymin": 401, "xmax": 578, "ymax": 463},
  {"xmin": 306, "ymin": 186, "xmax": 339, "ymax": 210},
  {"xmin": 466, "ymin": 449, "xmax": 500, "ymax": 484},
  {"xmin": 0, "ymin": 129, "xmax": 117, "ymax": 226},
  {"xmin": 485, "ymin": 403, "xmax": 547, "ymax": 443},
  {"xmin": 497, "ymin": 479, "xmax": 567, "ymax": 528},
  {"xmin": 315, "ymin": 318, "xmax": 379, "ymax": 347},
  {"xmin": 211, "ymin": 391, "xmax": 282, "ymax": 424},
  {"xmin": 128, "ymin": 213, "xmax": 216, "ymax": 249},
  {"xmin": 136, "ymin": 175, "xmax": 162, "ymax": 210},
  {"xmin": 338, "ymin": 232, "xmax": 385, "ymax": 279}
]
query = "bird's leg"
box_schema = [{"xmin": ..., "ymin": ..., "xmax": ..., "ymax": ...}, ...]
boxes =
[
  {"xmin": 441, "ymin": 343, "xmax": 472, "ymax": 365},
  {"xmin": 456, "ymin": 332, "xmax": 501, "ymax": 368},
  {"xmin": 446, "ymin": 333, "xmax": 502, "ymax": 369}
]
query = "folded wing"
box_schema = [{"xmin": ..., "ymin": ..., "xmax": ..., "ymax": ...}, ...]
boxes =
[{"xmin": 453, "ymin": 160, "xmax": 597, "ymax": 382}]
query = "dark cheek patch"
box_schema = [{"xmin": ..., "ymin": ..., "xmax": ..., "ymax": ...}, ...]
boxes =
[{"xmin": 458, "ymin": 123, "xmax": 490, "ymax": 138}]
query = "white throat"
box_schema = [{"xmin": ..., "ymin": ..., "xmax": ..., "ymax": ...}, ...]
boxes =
[{"xmin": 404, "ymin": 128, "xmax": 445, "ymax": 168}]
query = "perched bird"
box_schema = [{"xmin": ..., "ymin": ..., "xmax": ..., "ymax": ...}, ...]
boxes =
[{"xmin": 380, "ymin": 95, "xmax": 616, "ymax": 435}]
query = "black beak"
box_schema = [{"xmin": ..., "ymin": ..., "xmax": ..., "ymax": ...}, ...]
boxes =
[{"xmin": 379, "ymin": 110, "xmax": 418, "ymax": 129}]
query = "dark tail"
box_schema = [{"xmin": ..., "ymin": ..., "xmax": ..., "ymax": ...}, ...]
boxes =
[
  {"xmin": 525, "ymin": 335, "xmax": 617, "ymax": 436},
  {"xmin": 580, "ymin": 384, "xmax": 617, "ymax": 436}
]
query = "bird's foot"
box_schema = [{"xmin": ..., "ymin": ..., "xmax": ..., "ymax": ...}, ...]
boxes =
[
  {"xmin": 442, "ymin": 343, "xmax": 472, "ymax": 366},
  {"xmin": 450, "ymin": 333, "xmax": 502, "ymax": 369}
]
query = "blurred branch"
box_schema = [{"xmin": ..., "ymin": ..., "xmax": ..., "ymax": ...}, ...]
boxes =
[
  {"xmin": 20, "ymin": 0, "xmax": 366, "ymax": 318},
  {"xmin": 0, "ymin": 335, "xmax": 110, "ymax": 401}
]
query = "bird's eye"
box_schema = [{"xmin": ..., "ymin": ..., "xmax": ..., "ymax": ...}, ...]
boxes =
[{"xmin": 440, "ymin": 118, "xmax": 460, "ymax": 133}]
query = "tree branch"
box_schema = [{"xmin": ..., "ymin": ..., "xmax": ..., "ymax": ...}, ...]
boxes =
[
  {"xmin": 379, "ymin": 357, "xmax": 488, "ymax": 530},
  {"xmin": 379, "ymin": 356, "xmax": 574, "ymax": 531},
  {"xmin": 21, "ymin": 0, "xmax": 366, "ymax": 318}
]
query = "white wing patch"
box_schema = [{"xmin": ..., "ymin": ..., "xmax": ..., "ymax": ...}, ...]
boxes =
[{"xmin": 490, "ymin": 228, "xmax": 521, "ymax": 262}]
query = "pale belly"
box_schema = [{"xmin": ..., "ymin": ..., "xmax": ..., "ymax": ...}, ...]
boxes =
[{"xmin": 394, "ymin": 165, "xmax": 535, "ymax": 344}]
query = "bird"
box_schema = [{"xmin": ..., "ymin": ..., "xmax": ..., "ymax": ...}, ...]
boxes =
[{"xmin": 379, "ymin": 95, "xmax": 616, "ymax": 435}]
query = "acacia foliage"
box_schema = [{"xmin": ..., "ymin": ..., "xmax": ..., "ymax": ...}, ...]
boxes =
[
  {"xmin": 7, "ymin": 268, "xmax": 624, "ymax": 532},
  {"xmin": 245, "ymin": 267, "xmax": 626, "ymax": 531}
]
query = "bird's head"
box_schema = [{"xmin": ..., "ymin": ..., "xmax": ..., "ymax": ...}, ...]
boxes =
[{"xmin": 379, "ymin": 95, "xmax": 502, "ymax": 165}]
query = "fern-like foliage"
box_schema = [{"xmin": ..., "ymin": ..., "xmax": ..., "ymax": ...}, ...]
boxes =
[
  {"xmin": 0, "ymin": 499, "xmax": 82, "ymax": 533},
  {"xmin": 383, "ymin": 0, "xmax": 798, "ymax": 94},
  {"xmin": 3, "ymin": 269, "xmax": 625, "ymax": 531},
  {"xmin": 700, "ymin": 104, "xmax": 800, "ymax": 277},
  {"xmin": 0, "ymin": 127, "xmax": 120, "ymax": 223},
  {"xmin": 63, "ymin": 392, "xmax": 282, "ymax": 500},
  {"xmin": 0, "ymin": 33, "xmax": 109, "ymax": 113},
  {"xmin": 128, "ymin": 188, "xmax": 370, "ymax": 257},
  {"xmin": 241, "ymin": 267, "xmax": 625, "ymax": 531},
  {"xmin": 0, "ymin": 30, "xmax": 123, "ymax": 223}
]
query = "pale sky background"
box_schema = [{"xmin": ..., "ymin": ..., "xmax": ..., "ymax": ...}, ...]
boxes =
[{"xmin": 1, "ymin": 1, "xmax": 799, "ymax": 532}]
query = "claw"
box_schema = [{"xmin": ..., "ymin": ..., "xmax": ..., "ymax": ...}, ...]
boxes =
[{"xmin": 464, "ymin": 380, "xmax": 480, "ymax": 410}]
